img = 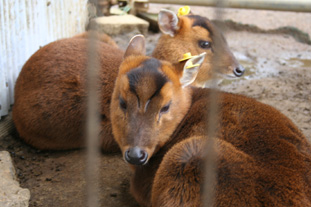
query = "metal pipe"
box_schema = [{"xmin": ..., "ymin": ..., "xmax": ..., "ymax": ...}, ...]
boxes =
[
  {"xmin": 86, "ymin": 26, "xmax": 101, "ymax": 207},
  {"xmin": 148, "ymin": 0, "xmax": 311, "ymax": 12},
  {"xmin": 202, "ymin": 3, "xmax": 226, "ymax": 206}
]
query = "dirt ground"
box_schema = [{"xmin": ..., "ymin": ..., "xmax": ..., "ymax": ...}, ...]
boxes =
[{"xmin": 0, "ymin": 6, "xmax": 310, "ymax": 207}]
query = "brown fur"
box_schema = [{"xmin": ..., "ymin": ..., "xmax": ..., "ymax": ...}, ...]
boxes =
[
  {"xmin": 110, "ymin": 49, "xmax": 311, "ymax": 206},
  {"xmin": 73, "ymin": 31, "xmax": 119, "ymax": 48},
  {"xmin": 13, "ymin": 38, "xmax": 123, "ymax": 151},
  {"xmin": 13, "ymin": 12, "xmax": 240, "ymax": 151}
]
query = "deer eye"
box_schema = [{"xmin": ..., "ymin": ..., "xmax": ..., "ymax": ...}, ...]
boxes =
[
  {"xmin": 198, "ymin": 40, "xmax": 211, "ymax": 49},
  {"xmin": 119, "ymin": 96, "xmax": 127, "ymax": 111},
  {"xmin": 160, "ymin": 102, "xmax": 171, "ymax": 115}
]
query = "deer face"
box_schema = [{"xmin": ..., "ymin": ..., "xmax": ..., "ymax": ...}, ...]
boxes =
[
  {"xmin": 110, "ymin": 35, "xmax": 206, "ymax": 165},
  {"xmin": 155, "ymin": 9, "xmax": 244, "ymax": 87}
]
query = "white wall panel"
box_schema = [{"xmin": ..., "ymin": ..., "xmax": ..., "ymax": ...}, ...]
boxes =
[{"xmin": 0, "ymin": 0, "xmax": 88, "ymax": 118}]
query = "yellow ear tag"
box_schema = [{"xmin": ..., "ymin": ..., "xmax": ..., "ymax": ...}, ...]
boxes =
[
  {"xmin": 179, "ymin": 52, "xmax": 193, "ymax": 62},
  {"xmin": 177, "ymin": 6, "xmax": 190, "ymax": 16},
  {"xmin": 185, "ymin": 61, "xmax": 200, "ymax": 69},
  {"xmin": 179, "ymin": 53, "xmax": 199, "ymax": 69}
]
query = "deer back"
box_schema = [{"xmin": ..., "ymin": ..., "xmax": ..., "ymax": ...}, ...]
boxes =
[
  {"xmin": 13, "ymin": 37, "xmax": 123, "ymax": 150},
  {"xmin": 152, "ymin": 88, "xmax": 311, "ymax": 206}
]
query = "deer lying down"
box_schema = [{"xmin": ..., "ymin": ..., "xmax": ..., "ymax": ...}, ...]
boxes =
[
  {"xmin": 13, "ymin": 8, "xmax": 243, "ymax": 151},
  {"xmin": 110, "ymin": 35, "xmax": 311, "ymax": 207},
  {"xmin": 13, "ymin": 38, "xmax": 123, "ymax": 151}
]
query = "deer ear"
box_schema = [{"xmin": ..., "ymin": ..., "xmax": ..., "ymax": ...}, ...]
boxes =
[
  {"xmin": 158, "ymin": 9, "xmax": 179, "ymax": 37},
  {"xmin": 124, "ymin": 35, "xmax": 146, "ymax": 58},
  {"xmin": 179, "ymin": 52, "xmax": 206, "ymax": 87}
]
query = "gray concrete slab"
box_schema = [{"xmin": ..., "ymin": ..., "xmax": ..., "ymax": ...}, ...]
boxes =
[
  {"xmin": 94, "ymin": 14, "xmax": 150, "ymax": 36},
  {"xmin": 0, "ymin": 151, "xmax": 30, "ymax": 207}
]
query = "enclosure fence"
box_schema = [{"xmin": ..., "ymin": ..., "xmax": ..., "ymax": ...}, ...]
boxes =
[{"xmin": 0, "ymin": 0, "xmax": 309, "ymax": 206}]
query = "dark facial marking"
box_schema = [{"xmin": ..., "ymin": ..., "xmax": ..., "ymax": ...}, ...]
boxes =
[
  {"xmin": 119, "ymin": 96, "xmax": 127, "ymax": 111},
  {"xmin": 127, "ymin": 58, "xmax": 168, "ymax": 102},
  {"xmin": 189, "ymin": 15, "xmax": 213, "ymax": 36}
]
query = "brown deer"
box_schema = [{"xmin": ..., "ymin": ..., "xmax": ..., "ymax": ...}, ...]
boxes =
[
  {"xmin": 153, "ymin": 9, "xmax": 244, "ymax": 87},
  {"xmin": 13, "ymin": 8, "xmax": 243, "ymax": 151},
  {"xmin": 110, "ymin": 35, "xmax": 311, "ymax": 207},
  {"xmin": 13, "ymin": 37, "xmax": 123, "ymax": 151}
]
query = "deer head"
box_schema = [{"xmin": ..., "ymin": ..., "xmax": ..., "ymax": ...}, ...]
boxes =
[{"xmin": 111, "ymin": 35, "xmax": 206, "ymax": 165}]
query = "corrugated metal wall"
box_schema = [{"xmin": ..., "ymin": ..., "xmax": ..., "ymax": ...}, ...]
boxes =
[{"xmin": 0, "ymin": 0, "xmax": 88, "ymax": 118}]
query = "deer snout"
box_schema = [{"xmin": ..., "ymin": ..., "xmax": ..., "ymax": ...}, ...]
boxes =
[
  {"xmin": 125, "ymin": 147, "xmax": 148, "ymax": 165},
  {"xmin": 233, "ymin": 65, "xmax": 245, "ymax": 77}
]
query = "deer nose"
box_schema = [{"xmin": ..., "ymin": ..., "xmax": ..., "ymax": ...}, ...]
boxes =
[
  {"xmin": 125, "ymin": 147, "xmax": 148, "ymax": 165},
  {"xmin": 233, "ymin": 65, "xmax": 245, "ymax": 77}
]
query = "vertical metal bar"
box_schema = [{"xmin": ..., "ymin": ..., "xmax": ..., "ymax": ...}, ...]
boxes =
[
  {"xmin": 85, "ymin": 24, "xmax": 101, "ymax": 207},
  {"xmin": 203, "ymin": 0, "xmax": 226, "ymax": 206}
]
